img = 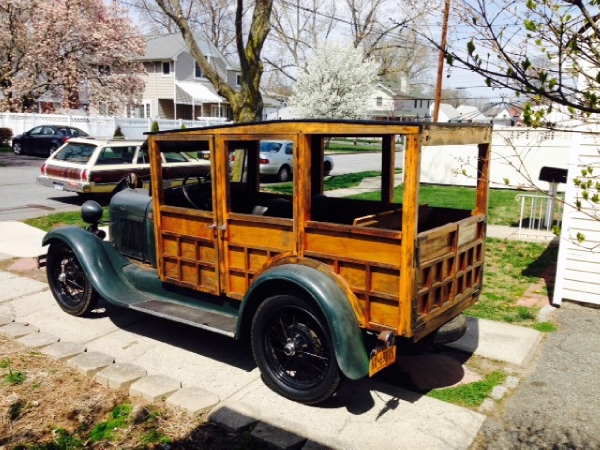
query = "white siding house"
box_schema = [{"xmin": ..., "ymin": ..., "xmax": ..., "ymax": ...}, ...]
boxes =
[
  {"xmin": 553, "ymin": 130, "xmax": 600, "ymax": 306},
  {"xmin": 133, "ymin": 34, "xmax": 239, "ymax": 121}
]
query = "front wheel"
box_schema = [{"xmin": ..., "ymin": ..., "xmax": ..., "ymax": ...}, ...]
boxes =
[
  {"xmin": 46, "ymin": 242, "xmax": 99, "ymax": 316},
  {"xmin": 251, "ymin": 294, "xmax": 341, "ymax": 404},
  {"xmin": 13, "ymin": 142, "xmax": 24, "ymax": 155}
]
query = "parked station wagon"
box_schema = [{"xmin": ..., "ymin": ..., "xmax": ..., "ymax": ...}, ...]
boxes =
[
  {"xmin": 37, "ymin": 137, "xmax": 208, "ymax": 196},
  {"xmin": 40, "ymin": 120, "xmax": 492, "ymax": 404}
]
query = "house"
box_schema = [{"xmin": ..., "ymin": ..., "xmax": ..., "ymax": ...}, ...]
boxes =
[
  {"xmin": 455, "ymin": 105, "xmax": 490, "ymax": 123},
  {"xmin": 133, "ymin": 33, "xmax": 240, "ymax": 121},
  {"xmin": 369, "ymin": 84, "xmax": 433, "ymax": 121},
  {"xmin": 553, "ymin": 62, "xmax": 600, "ymax": 307},
  {"xmin": 430, "ymin": 103, "xmax": 460, "ymax": 122}
]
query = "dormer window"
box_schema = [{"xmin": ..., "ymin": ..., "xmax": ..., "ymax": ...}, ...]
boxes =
[
  {"xmin": 195, "ymin": 56, "xmax": 209, "ymax": 78},
  {"xmin": 162, "ymin": 62, "xmax": 171, "ymax": 75},
  {"xmin": 376, "ymin": 97, "xmax": 382, "ymax": 107}
]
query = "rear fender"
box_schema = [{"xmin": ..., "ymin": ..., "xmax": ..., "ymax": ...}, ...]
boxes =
[
  {"xmin": 239, "ymin": 259, "xmax": 369, "ymax": 380},
  {"xmin": 42, "ymin": 227, "xmax": 134, "ymax": 306}
]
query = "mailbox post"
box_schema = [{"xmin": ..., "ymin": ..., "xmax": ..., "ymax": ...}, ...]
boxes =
[{"xmin": 539, "ymin": 166, "xmax": 568, "ymax": 229}]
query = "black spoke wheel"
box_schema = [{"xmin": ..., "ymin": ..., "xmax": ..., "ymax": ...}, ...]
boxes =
[
  {"xmin": 251, "ymin": 294, "xmax": 341, "ymax": 404},
  {"xmin": 46, "ymin": 242, "xmax": 99, "ymax": 316}
]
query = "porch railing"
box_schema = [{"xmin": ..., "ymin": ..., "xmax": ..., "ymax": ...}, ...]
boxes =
[{"xmin": 515, "ymin": 193, "xmax": 563, "ymax": 238}]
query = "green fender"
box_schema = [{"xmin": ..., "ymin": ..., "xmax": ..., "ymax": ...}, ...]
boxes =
[
  {"xmin": 42, "ymin": 227, "xmax": 138, "ymax": 307},
  {"xmin": 239, "ymin": 263, "xmax": 369, "ymax": 380}
]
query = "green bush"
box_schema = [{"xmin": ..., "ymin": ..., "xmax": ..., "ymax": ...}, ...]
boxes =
[
  {"xmin": 151, "ymin": 121, "xmax": 159, "ymax": 132},
  {"xmin": 113, "ymin": 126, "xmax": 125, "ymax": 138},
  {"xmin": 0, "ymin": 128, "xmax": 13, "ymax": 146}
]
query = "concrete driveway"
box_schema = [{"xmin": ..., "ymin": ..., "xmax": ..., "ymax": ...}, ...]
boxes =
[{"xmin": 0, "ymin": 221, "xmax": 543, "ymax": 450}]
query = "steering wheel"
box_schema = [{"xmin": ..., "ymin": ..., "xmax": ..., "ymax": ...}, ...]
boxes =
[{"xmin": 182, "ymin": 174, "xmax": 211, "ymax": 210}]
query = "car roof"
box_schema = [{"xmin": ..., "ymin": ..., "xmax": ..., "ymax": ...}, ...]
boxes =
[{"xmin": 62, "ymin": 137, "xmax": 145, "ymax": 146}]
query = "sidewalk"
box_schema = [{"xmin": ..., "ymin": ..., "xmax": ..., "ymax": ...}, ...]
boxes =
[{"xmin": 0, "ymin": 220, "xmax": 548, "ymax": 449}]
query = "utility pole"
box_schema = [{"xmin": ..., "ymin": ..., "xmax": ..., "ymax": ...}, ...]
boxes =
[{"xmin": 433, "ymin": 0, "xmax": 451, "ymax": 122}]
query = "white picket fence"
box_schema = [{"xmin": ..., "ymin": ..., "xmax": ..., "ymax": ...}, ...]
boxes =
[{"xmin": 0, "ymin": 112, "xmax": 231, "ymax": 142}]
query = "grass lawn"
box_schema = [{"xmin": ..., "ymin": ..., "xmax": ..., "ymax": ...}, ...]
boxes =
[{"xmin": 472, "ymin": 238, "xmax": 558, "ymax": 330}]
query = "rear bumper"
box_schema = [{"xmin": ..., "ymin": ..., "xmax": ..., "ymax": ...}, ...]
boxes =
[{"xmin": 37, "ymin": 175, "xmax": 111, "ymax": 194}]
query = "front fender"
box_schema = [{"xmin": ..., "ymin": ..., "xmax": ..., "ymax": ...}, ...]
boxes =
[
  {"xmin": 43, "ymin": 227, "xmax": 135, "ymax": 306},
  {"xmin": 239, "ymin": 262, "xmax": 369, "ymax": 380}
]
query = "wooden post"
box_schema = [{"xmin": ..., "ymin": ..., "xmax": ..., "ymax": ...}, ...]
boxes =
[{"xmin": 398, "ymin": 132, "xmax": 421, "ymax": 336}]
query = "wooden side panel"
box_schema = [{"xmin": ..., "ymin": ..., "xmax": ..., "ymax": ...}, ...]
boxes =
[
  {"xmin": 158, "ymin": 207, "xmax": 219, "ymax": 294},
  {"xmin": 304, "ymin": 225, "xmax": 401, "ymax": 331},
  {"xmin": 224, "ymin": 216, "xmax": 294, "ymax": 299}
]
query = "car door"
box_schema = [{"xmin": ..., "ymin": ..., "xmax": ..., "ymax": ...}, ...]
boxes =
[{"xmin": 21, "ymin": 126, "xmax": 44, "ymax": 155}]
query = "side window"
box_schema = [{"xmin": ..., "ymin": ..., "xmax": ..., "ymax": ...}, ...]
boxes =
[
  {"xmin": 162, "ymin": 62, "xmax": 171, "ymax": 75},
  {"xmin": 43, "ymin": 127, "xmax": 56, "ymax": 135},
  {"xmin": 136, "ymin": 147, "xmax": 149, "ymax": 164},
  {"xmin": 164, "ymin": 152, "xmax": 187, "ymax": 163},
  {"xmin": 97, "ymin": 146, "xmax": 133, "ymax": 165},
  {"xmin": 285, "ymin": 144, "xmax": 293, "ymax": 155}
]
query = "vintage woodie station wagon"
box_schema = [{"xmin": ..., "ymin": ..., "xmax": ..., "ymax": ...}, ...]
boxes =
[{"xmin": 40, "ymin": 119, "xmax": 492, "ymax": 404}]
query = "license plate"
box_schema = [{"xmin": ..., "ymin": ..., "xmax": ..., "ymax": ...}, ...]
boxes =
[
  {"xmin": 369, "ymin": 346, "xmax": 396, "ymax": 377},
  {"xmin": 53, "ymin": 183, "xmax": 64, "ymax": 191}
]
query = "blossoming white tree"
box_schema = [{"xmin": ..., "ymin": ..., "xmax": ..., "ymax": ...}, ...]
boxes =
[
  {"xmin": 289, "ymin": 42, "xmax": 380, "ymax": 119},
  {"xmin": 0, "ymin": 0, "xmax": 145, "ymax": 113}
]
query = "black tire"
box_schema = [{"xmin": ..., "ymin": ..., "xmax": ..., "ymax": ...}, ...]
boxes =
[
  {"xmin": 251, "ymin": 294, "xmax": 341, "ymax": 404},
  {"xmin": 277, "ymin": 165, "xmax": 291, "ymax": 182},
  {"xmin": 48, "ymin": 144, "xmax": 58, "ymax": 156},
  {"xmin": 423, "ymin": 314, "xmax": 468, "ymax": 346},
  {"xmin": 324, "ymin": 161, "xmax": 332, "ymax": 176},
  {"xmin": 46, "ymin": 242, "xmax": 99, "ymax": 316}
]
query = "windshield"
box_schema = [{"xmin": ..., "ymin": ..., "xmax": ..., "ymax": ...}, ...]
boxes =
[{"xmin": 53, "ymin": 143, "xmax": 97, "ymax": 163}]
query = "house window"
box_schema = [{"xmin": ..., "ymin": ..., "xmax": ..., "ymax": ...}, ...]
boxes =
[
  {"xmin": 420, "ymin": 100, "xmax": 423, "ymax": 108},
  {"xmin": 162, "ymin": 62, "xmax": 171, "ymax": 75},
  {"xmin": 236, "ymin": 74, "xmax": 241, "ymax": 87},
  {"xmin": 376, "ymin": 97, "xmax": 383, "ymax": 107},
  {"xmin": 414, "ymin": 100, "xmax": 418, "ymax": 108},
  {"xmin": 98, "ymin": 65, "xmax": 110, "ymax": 76},
  {"xmin": 195, "ymin": 62, "xmax": 203, "ymax": 78},
  {"xmin": 129, "ymin": 102, "xmax": 151, "ymax": 118}
]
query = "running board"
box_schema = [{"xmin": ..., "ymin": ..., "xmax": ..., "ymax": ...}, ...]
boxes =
[{"xmin": 130, "ymin": 300, "xmax": 237, "ymax": 337}]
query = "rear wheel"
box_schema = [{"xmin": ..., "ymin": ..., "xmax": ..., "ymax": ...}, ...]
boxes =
[
  {"xmin": 251, "ymin": 294, "xmax": 341, "ymax": 404},
  {"xmin": 46, "ymin": 242, "xmax": 99, "ymax": 316},
  {"xmin": 277, "ymin": 165, "xmax": 291, "ymax": 182}
]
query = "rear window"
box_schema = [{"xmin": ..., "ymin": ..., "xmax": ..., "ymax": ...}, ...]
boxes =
[
  {"xmin": 260, "ymin": 142, "xmax": 283, "ymax": 153},
  {"xmin": 53, "ymin": 143, "xmax": 97, "ymax": 164}
]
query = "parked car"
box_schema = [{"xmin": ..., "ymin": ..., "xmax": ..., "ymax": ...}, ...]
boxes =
[
  {"xmin": 256, "ymin": 140, "xmax": 334, "ymax": 181},
  {"xmin": 201, "ymin": 140, "xmax": 334, "ymax": 181},
  {"xmin": 13, "ymin": 125, "xmax": 89, "ymax": 157},
  {"xmin": 37, "ymin": 138, "xmax": 209, "ymax": 196}
]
